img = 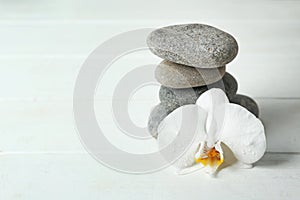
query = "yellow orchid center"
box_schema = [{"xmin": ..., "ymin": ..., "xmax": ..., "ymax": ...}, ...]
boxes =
[{"xmin": 195, "ymin": 147, "xmax": 224, "ymax": 167}]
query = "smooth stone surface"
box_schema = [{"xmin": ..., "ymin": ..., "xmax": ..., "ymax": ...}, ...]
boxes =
[
  {"xmin": 159, "ymin": 72, "xmax": 238, "ymax": 106},
  {"xmin": 155, "ymin": 60, "xmax": 226, "ymax": 88},
  {"xmin": 147, "ymin": 102, "xmax": 179, "ymax": 138},
  {"xmin": 147, "ymin": 24, "xmax": 238, "ymax": 68},
  {"xmin": 230, "ymin": 94, "xmax": 260, "ymax": 117}
]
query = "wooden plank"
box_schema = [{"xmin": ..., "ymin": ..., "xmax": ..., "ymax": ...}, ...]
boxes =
[
  {"xmin": 0, "ymin": 101, "xmax": 85, "ymax": 152},
  {"xmin": 258, "ymin": 98, "xmax": 300, "ymax": 153},
  {"xmin": 0, "ymin": 21, "xmax": 299, "ymax": 56},
  {"xmin": 0, "ymin": 0, "xmax": 299, "ymax": 21},
  {"xmin": 0, "ymin": 152, "xmax": 299, "ymax": 200},
  {"xmin": 0, "ymin": 99, "xmax": 299, "ymax": 153},
  {"xmin": 0, "ymin": 56, "xmax": 299, "ymax": 99}
]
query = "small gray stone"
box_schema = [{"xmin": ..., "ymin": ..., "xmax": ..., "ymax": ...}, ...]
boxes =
[
  {"xmin": 147, "ymin": 102, "xmax": 179, "ymax": 138},
  {"xmin": 159, "ymin": 72, "xmax": 238, "ymax": 106},
  {"xmin": 147, "ymin": 24, "xmax": 238, "ymax": 68},
  {"xmin": 155, "ymin": 60, "xmax": 226, "ymax": 88},
  {"xmin": 230, "ymin": 94, "xmax": 259, "ymax": 117}
]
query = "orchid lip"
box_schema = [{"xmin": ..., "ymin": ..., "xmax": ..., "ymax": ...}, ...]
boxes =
[{"xmin": 195, "ymin": 141, "xmax": 224, "ymax": 170}]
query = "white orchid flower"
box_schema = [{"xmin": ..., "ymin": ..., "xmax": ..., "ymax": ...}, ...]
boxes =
[{"xmin": 157, "ymin": 88, "xmax": 266, "ymax": 175}]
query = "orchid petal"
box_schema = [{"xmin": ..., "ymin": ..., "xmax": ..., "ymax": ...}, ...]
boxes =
[
  {"xmin": 157, "ymin": 105, "xmax": 207, "ymax": 173},
  {"xmin": 218, "ymin": 103, "xmax": 266, "ymax": 164},
  {"xmin": 177, "ymin": 163, "xmax": 204, "ymax": 175},
  {"xmin": 196, "ymin": 88, "xmax": 229, "ymax": 146},
  {"xmin": 196, "ymin": 88, "xmax": 229, "ymax": 112}
]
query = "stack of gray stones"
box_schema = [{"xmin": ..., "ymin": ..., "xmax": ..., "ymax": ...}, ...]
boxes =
[{"xmin": 147, "ymin": 24, "xmax": 259, "ymax": 138}]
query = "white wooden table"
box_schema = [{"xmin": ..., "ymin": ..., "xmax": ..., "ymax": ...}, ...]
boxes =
[{"xmin": 0, "ymin": 0, "xmax": 299, "ymax": 199}]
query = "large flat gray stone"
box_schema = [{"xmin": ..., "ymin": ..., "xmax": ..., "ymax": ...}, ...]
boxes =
[
  {"xmin": 147, "ymin": 102, "xmax": 179, "ymax": 138},
  {"xmin": 159, "ymin": 72, "xmax": 238, "ymax": 106},
  {"xmin": 155, "ymin": 60, "xmax": 226, "ymax": 88},
  {"xmin": 148, "ymin": 94, "xmax": 259, "ymax": 139},
  {"xmin": 230, "ymin": 94, "xmax": 259, "ymax": 117},
  {"xmin": 147, "ymin": 24, "xmax": 238, "ymax": 68}
]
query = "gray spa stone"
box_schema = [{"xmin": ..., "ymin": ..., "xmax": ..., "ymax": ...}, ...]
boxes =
[
  {"xmin": 159, "ymin": 72, "xmax": 238, "ymax": 106},
  {"xmin": 155, "ymin": 60, "xmax": 226, "ymax": 88},
  {"xmin": 148, "ymin": 94, "xmax": 259, "ymax": 138},
  {"xmin": 147, "ymin": 24, "xmax": 238, "ymax": 68},
  {"xmin": 147, "ymin": 102, "xmax": 179, "ymax": 138},
  {"xmin": 220, "ymin": 72, "xmax": 238, "ymax": 99},
  {"xmin": 230, "ymin": 94, "xmax": 259, "ymax": 117}
]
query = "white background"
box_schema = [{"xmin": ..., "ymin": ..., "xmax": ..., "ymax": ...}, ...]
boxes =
[{"xmin": 0, "ymin": 0, "xmax": 299, "ymax": 199}]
